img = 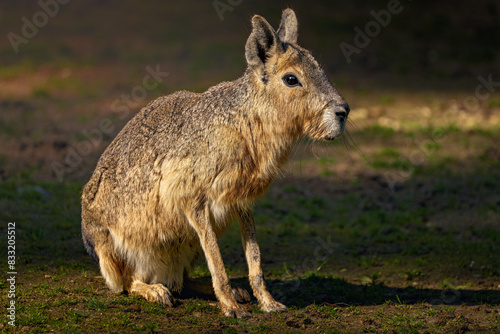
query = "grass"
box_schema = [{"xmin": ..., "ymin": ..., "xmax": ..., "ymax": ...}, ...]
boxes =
[
  {"xmin": 3, "ymin": 150, "xmax": 499, "ymax": 332},
  {"xmin": 1, "ymin": 1, "xmax": 500, "ymax": 332},
  {"xmin": 1, "ymin": 153, "xmax": 499, "ymax": 330}
]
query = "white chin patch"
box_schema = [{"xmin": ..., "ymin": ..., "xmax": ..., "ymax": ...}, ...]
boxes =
[{"xmin": 323, "ymin": 110, "xmax": 345, "ymax": 138}]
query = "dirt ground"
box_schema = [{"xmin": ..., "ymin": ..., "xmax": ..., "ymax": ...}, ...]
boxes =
[{"xmin": 0, "ymin": 0, "xmax": 499, "ymax": 333}]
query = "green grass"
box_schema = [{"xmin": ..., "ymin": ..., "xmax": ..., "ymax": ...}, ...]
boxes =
[
  {"xmin": 363, "ymin": 125, "xmax": 397, "ymax": 138},
  {"xmin": 31, "ymin": 87, "xmax": 51, "ymax": 99},
  {"xmin": 1, "ymin": 133, "xmax": 500, "ymax": 331},
  {"xmin": 378, "ymin": 95, "xmax": 396, "ymax": 105}
]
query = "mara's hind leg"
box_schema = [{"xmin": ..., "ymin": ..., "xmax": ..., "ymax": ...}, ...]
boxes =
[
  {"xmin": 98, "ymin": 244, "xmax": 174, "ymax": 306},
  {"xmin": 128, "ymin": 280, "xmax": 173, "ymax": 306},
  {"xmin": 82, "ymin": 223, "xmax": 124, "ymax": 294},
  {"xmin": 94, "ymin": 243, "xmax": 125, "ymax": 294},
  {"xmin": 97, "ymin": 244, "xmax": 174, "ymax": 306},
  {"xmin": 123, "ymin": 248, "xmax": 179, "ymax": 306}
]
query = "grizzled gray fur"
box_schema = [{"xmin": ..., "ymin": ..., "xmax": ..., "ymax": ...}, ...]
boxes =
[{"xmin": 81, "ymin": 8, "xmax": 349, "ymax": 318}]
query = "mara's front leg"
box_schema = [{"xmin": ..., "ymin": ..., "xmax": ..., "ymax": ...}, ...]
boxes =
[
  {"xmin": 185, "ymin": 204, "xmax": 251, "ymax": 318},
  {"xmin": 237, "ymin": 208, "xmax": 288, "ymax": 313}
]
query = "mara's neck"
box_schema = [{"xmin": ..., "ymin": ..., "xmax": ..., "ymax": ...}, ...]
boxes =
[{"xmin": 226, "ymin": 70, "xmax": 298, "ymax": 178}]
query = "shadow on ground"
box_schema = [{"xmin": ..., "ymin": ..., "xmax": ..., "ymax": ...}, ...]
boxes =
[
  {"xmin": 264, "ymin": 276, "xmax": 500, "ymax": 307},
  {"xmin": 181, "ymin": 274, "xmax": 500, "ymax": 307}
]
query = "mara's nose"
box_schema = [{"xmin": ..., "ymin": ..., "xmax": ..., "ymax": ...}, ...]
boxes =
[
  {"xmin": 335, "ymin": 110, "xmax": 347, "ymax": 121},
  {"xmin": 335, "ymin": 103, "xmax": 350, "ymax": 122}
]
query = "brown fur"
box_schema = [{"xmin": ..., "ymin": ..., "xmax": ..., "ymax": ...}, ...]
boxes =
[{"xmin": 81, "ymin": 9, "xmax": 349, "ymax": 318}]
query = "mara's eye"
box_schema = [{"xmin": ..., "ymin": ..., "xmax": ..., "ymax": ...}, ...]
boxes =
[{"xmin": 282, "ymin": 74, "xmax": 302, "ymax": 87}]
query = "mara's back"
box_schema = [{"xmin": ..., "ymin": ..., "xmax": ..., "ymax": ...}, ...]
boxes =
[{"xmin": 81, "ymin": 74, "xmax": 279, "ymax": 257}]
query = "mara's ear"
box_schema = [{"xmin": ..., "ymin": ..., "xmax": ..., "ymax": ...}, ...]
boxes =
[
  {"xmin": 245, "ymin": 15, "xmax": 280, "ymax": 81},
  {"xmin": 277, "ymin": 8, "xmax": 298, "ymax": 44}
]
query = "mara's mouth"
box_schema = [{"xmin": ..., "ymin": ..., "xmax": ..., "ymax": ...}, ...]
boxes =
[
  {"xmin": 319, "ymin": 107, "xmax": 347, "ymax": 142},
  {"xmin": 322, "ymin": 124, "xmax": 345, "ymax": 142}
]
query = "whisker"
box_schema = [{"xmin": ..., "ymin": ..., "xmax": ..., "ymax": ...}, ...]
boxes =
[
  {"xmin": 344, "ymin": 120, "xmax": 365, "ymax": 160},
  {"xmin": 311, "ymin": 141, "xmax": 320, "ymax": 159},
  {"xmin": 290, "ymin": 137, "xmax": 304, "ymax": 175},
  {"xmin": 340, "ymin": 135, "xmax": 354, "ymax": 164},
  {"xmin": 290, "ymin": 136, "xmax": 308, "ymax": 176}
]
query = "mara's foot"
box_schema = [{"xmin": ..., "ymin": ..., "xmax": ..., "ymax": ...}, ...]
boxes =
[
  {"xmin": 129, "ymin": 280, "xmax": 173, "ymax": 306},
  {"xmin": 222, "ymin": 305, "xmax": 252, "ymax": 319},
  {"xmin": 261, "ymin": 299, "xmax": 288, "ymax": 313}
]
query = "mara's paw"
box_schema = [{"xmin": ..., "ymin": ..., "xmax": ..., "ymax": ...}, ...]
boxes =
[
  {"xmin": 231, "ymin": 282, "xmax": 251, "ymax": 304},
  {"xmin": 130, "ymin": 281, "xmax": 173, "ymax": 306},
  {"xmin": 223, "ymin": 305, "xmax": 252, "ymax": 319},
  {"xmin": 261, "ymin": 300, "xmax": 288, "ymax": 313},
  {"xmin": 145, "ymin": 284, "xmax": 174, "ymax": 306}
]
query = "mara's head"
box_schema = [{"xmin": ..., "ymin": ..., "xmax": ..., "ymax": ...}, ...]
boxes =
[{"xmin": 245, "ymin": 9, "xmax": 349, "ymax": 141}]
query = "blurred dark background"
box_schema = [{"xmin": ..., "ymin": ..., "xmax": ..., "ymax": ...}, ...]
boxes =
[
  {"xmin": 0, "ymin": 0, "xmax": 499, "ymax": 181},
  {"xmin": 2, "ymin": 1, "xmax": 499, "ymax": 80}
]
